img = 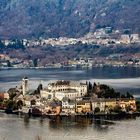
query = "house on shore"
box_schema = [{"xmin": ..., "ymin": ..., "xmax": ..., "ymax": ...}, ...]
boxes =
[{"xmin": 61, "ymin": 97, "xmax": 75, "ymax": 115}]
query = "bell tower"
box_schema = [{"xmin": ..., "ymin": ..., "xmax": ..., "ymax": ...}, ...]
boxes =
[{"xmin": 22, "ymin": 77, "xmax": 29, "ymax": 95}]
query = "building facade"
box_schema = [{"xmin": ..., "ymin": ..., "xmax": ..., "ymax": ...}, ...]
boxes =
[
  {"xmin": 91, "ymin": 99, "xmax": 106, "ymax": 112},
  {"xmin": 41, "ymin": 81, "xmax": 88, "ymax": 100},
  {"xmin": 76, "ymin": 100, "xmax": 91, "ymax": 113},
  {"xmin": 61, "ymin": 97, "xmax": 75, "ymax": 114}
]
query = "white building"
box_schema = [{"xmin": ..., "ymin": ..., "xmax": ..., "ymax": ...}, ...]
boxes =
[
  {"xmin": 120, "ymin": 35, "xmax": 130, "ymax": 44},
  {"xmin": 61, "ymin": 97, "xmax": 75, "ymax": 114},
  {"xmin": 22, "ymin": 77, "xmax": 29, "ymax": 95},
  {"xmin": 47, "ymin": 81, "xmax": 87, "ymax": 100},
  {"xmin": 55, "ymin": 89, "xmax": 79, "ymax": 100},
  {"xmin": 130, "ymin": 34, "xmax": 139, "ymax": 43}
]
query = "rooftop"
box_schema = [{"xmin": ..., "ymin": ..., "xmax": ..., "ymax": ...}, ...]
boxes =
[{"xmin": 49, "ymin": 80, "xmax": 87, "ymax": 87}]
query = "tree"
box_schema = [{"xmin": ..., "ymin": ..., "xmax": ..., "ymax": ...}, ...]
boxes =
[
  {"xmin": 93, "ymin": 82, "xmax": 97, "ymax": 87},
  {"xmin": 17, "ymin": 100, "xmax": 23, "ymax": 109},
  {"xmin": 33, "ymin": 58, "xmax": 38, "ymax": 67},
  {"xmin": 7, "ymin": 60, "xmax": 12, "ymax": 67},
  {"xmin": 9, "ymin": 93, "xmax": 17, "ymax": 100},
  {"xmin": 124, "ymin": 29, "xmax": 131, "ymax": 34},
  {"xmin": 31, "ymin": 100, "xmax": 36, "ymax": 106},
  {"xmin": 121, "ymin": 94, "xmax": 126, "ymax": 98},
  {"xmin": 88, "ymin": 82, "xmax": 93, "ymax": 92},
  {"xmin": 94, "ymin": 107, "xmax": 100, "ymax": 114},
  {"xmin": 7, "ymin": 39, "xmax": 25, "ymax": 50},
  {"xmin": 136, "ymin": 101, "xmax": 140, "ymax": 111},
  {"xmin": 126, "ymin": 92, "xmax": 134, "ymax": 99},
  {"xmin": 0, "ymin": 98, "xmax": 3, "ymax": 107},
  {"xmin": 5, "ymin": 100, "xmax": 17, "ymax": 109},
  {"xmin": 0, "ymin": 40, "xmax": 4, "ymax": 48},
  {"xmin": 37, "ymin": 84, "xmax": 43, "ymax": 94}
]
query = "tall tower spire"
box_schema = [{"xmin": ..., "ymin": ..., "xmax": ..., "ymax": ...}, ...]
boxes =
[{"xmin": 22, "ymin": 77, "xmax": 29, "ymax": 95}]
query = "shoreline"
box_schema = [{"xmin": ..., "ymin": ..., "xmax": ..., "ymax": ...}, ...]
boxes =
[
  {"xmin": 2, "ymin": 109, "xmax": 140, "ymax": 119},
  {"xmin": 1, "ymin": 65, "xmax": 140, "ymax": 70}
]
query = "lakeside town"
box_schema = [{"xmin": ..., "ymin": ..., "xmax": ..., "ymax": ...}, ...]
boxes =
[
  {"xmin": 2, "ymin": 28, "xmax": 140, "ymax": 47},
  {"xmin": 1, "ymin": 27, "xmax": 140, "ymax": 68},
  {"xmin": 1, "ymin": 54, "xmax": 140, "ymax": 69},
  {"xmin": 0, "ymin": 77, "xmax": 140, "ymax": 117}
]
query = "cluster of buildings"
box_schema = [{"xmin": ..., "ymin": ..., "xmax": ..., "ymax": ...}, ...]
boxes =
[
  {"xmin": 1, "ymin": 28, "xmax": 140, "ymax": 48},
  {"xmin": 40, "ymin": 81, "xmax": 87, "ymax": 100},
  {"xmin": 11, "ymin": 78, "xmax": 137, "ymax": 116},
  {"xmin": 63, "ymin": 55, "xmax": 140, "ymax": 68},
  {"xmin": 0, "ymin": 54, "xmax": 35, "ymax": 68},
  {"xmin": 0, "ymin": 27, "xmax": 140, "ymax": 68},
  {"xmin": 1, "ymin": 53, "xmax": 140, "ymax": 69}
]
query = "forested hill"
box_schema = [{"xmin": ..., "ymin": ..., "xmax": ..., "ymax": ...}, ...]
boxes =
[{"xmin": 0, "ymin": 0, "xmax": 140, "ymax": 39}]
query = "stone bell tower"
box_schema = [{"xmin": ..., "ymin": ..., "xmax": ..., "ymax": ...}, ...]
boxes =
[{"xmin": 22, "ymin": 77, "xmax": 29, "ymax": 95}]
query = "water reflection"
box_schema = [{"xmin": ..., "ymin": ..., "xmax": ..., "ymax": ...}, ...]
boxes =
[
  {"xmin": 0, "ymin": 113, "xmax": 140, "ymax": 140},
  {"xmin": 23, "ymin": 115, "xmax": 30, "ymax": 128},
  {"xmin": 48, "ymin": 116, "xmax": 112, "ymax": 130},
  {"xmin": 39, "ymin": 118, "xmax": 44, "ymax": 127}
]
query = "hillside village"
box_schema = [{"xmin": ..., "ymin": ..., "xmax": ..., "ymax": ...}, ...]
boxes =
[
  {"xmin": 1, "ymin": 27, "xmax": 140, "ymax": 47},
  {"xmin": 0, "ymin": 27, "xmax": 140, "ymax": 68},
  {"xmin": 0, "ymin": 77, "xmax": 138, "ymax": 116}
]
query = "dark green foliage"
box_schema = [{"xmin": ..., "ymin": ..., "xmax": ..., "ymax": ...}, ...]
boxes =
[
  {"xmin": 33, "ymin": 84, "xmax": 43, "ymax": 95},
  {"xmin": 6, "ymin": 100, "xmax": 14, "ymax": 109},
  {"xmin": 34, "ymin": 90, "xmax": 37, "ymax": 94},
  {"xmin": 37, "ymin": 84, "xmax": 43, "ymax": 94},
  {"xmin": 87, "ymin": 82, "xmax": 93, "ymax": 92},
  {"xmin": 126, "ymin": 92, "xmax": 134, "ymax": 98},
  {"xmin": 121, "ymin": 94, "xmax": 126, "ymax": 98},
  {"xmin": 9, "ymin": 93, "xmax": 17, "ymax": 100},
  {"xmin": 7, "ymin": 60, "xmax": 12, "ymax": 67},
  {"xmin": 7, "ymin": 40, "xmax": 25, "ymax": 50},
  {"xmin": 94, "ymin": 107, "xmax": 100, "ymax": 113},
  {"xmin": 33, "ymin": 58, "xmax": 38, "ymax": 67},
  {"xmin": 0, "ymin": 41, "xmax": 4, "ymax": 48},
  {"xmin": 5, "ymin": 100, "xmax": 17, "ymax": 110},
  {"xmin": 94, "ymin": 84, "xmax": 134, "ymax": 99},
  {"xmin": 124, "ymin": 29, "xmax": 131, "ymax": 35},
  {"xmin": 97, "ymin": 84, "xmax": 121, "ymax": 98},
  {"xmin": 0, "ymin": 98, "xmax": 3, "ymax": 102},
  {"xmin": 136, "ymin": 101, "xmax": 140, "ymax": 111},
  {"xmin": 17, "ymin": 100, "xmax": 23, "ymax": 109},
  {"xmin": 7, "ymin": 88, "xmax": 19, "ymax": 100}
]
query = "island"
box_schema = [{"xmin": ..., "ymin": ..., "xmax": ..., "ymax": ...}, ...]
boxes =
[{"xmin": 0, "ymin": 77, "xmax": 140, "ymax": 118}]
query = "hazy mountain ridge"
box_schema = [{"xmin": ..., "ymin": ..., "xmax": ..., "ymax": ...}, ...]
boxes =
[{"xmin": 0, "ymin": 0, "xmax": 140, "ymax": 39}]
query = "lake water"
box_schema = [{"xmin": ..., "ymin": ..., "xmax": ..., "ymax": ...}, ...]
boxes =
[
  {"xmin": 1, "ymin": 67, "xmax": 140, "ymax": 140},
  {"xmin": 0, "ymin": 113, "xmax": 140, "ymax": 140},
  {"xmin": 0, "ymin": 67, "xmax": 140, "ymax": 98}
]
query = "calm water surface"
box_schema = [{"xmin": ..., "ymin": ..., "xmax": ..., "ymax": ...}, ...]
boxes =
[{"xmin": 0, "ymin": 113, "xmax": 140, "ymax": 140}]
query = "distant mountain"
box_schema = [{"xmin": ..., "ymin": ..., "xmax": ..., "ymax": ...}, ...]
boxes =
[{"xmin": 0, "ymin": 0, "xmax": 140, "ymax": 39}]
